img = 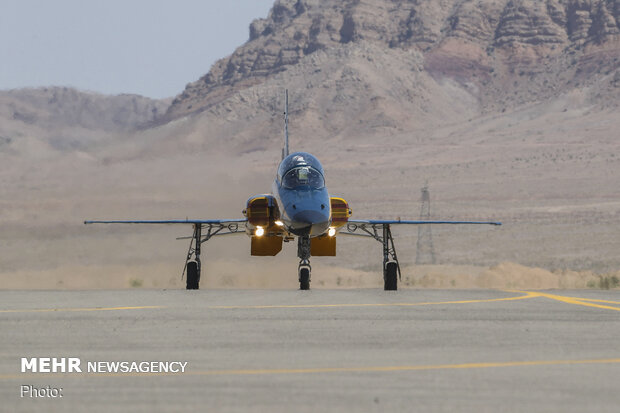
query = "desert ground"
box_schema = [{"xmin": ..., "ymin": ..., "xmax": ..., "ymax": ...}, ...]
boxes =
[{"xmin": 1, "ymin": 98, "xmax": 619, "ymax": 290}]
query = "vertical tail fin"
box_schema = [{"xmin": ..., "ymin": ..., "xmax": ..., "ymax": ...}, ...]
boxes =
[{"xmin": 282, "ymin": 89, "xmax": 289, "ymax": 160}]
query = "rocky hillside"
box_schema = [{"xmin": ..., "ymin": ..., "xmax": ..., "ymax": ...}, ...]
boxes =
[
  {"xmin": 164, "ymin": 0, "xmax": 620, "ymax": 124},
  {"xmin": 0, "ymin": 87, "xmax": 169, "ymax": 154},
  {"xmin": 3, "ymin": 1, "xmax": 617, "ymax": 157},
  {"xmin": 1, "ymin": 87, "xmax": 169, "ymax": 132}
]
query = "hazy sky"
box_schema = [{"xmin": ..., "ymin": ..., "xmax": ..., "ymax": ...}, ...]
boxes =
[{"xmin": 1, "ymin": 0, "xmax": 275, "ymax": 98}]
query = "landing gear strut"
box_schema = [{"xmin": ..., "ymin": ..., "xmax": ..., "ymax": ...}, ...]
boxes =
[
  {"xmin": 298, "ymin": 236, "xmax": 311, "ymax": 290},
  {"xmin": 184, "ymin": 224, "xmax": 201, "ymax": 290},
  {"xmin": 344, "ymin": 223, "xmax": 401, "ymax": 290},
  {"xmin": 382, "ymin": 224, "xmax": 400, "ymax": 291},
  {"xmin": 181, "ymin": 222, "xmax": 243, "ymax": 290}
]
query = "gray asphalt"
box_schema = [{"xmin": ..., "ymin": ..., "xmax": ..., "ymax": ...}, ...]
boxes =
[{"xmin": 1, "ymin": 289, "xmax": 619, "ymax": 412}]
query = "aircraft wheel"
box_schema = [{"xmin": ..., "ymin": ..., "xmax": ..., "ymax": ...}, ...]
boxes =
[
  {"xmin": 384, "ymin": 262, "xmax": 398, "ymax": 291},
  {"xmin": 186, "ymin": 261, "xmax": 200, "ymax": 290},
  {"xmin": 299, "ymin": 267, "xmax": 310, "ymax": 290}
]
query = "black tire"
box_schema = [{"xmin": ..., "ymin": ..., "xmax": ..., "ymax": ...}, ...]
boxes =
[
  {"xmin": 299, "ymin": 267, "xmax": 310, "ymax": 290},
  {"xmin": 186, "ymin": 261, "xmax": 200, "ymax": 290},
  {"xmin": 384, "ymin": 262, "xmax": 398, "ymax": 291}
]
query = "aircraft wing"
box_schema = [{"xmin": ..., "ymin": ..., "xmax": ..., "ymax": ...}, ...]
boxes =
[
  {"xmin": 84, "ymin": 219, "xmax": 247, "ymax": 225},
  {"xmin": 84, "ymin": 219, "xmax": 248, "ymax": 240},
  {"xmin": 346, "ymin": 219, "xmax": 501, "ymax": 226}
]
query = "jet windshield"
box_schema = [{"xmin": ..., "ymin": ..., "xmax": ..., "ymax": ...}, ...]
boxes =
[{"xmin": 282, "ymin": 166, "xmax": 325, "ymax": 189}]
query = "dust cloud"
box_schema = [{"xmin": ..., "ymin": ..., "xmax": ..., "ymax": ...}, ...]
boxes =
[{"xmin": 1, "ymin": 261, "xmax": 616, "ymax": 290}]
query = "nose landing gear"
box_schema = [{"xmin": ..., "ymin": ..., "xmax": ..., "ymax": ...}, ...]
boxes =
[
  {"xmin": 299, "ymin": 264, "xmax": 311, "ymax": 290},
  {"xmin": 298, "ymin": 236, "xmax": 312, "ymax": 290}
]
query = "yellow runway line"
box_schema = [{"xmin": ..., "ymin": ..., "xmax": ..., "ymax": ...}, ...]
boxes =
[
  {"xmin": 0, "ymin": 305, "xmax": 164, "ymax": 314},
  {"xmin": 566, "ymin": 297, "xmax": 620, "ymax": 305},
  {"xmin": 3, "ymin": 358, "xmax": 620, "ymax": 380},
  {"xmin": 509, "ymin": 290, "xmax": 620, "ymax": 312},
  {"xmin": 191, "ymin": 358, "xmax": 620, "ymax": 376},
  {"xmin": 207, "ymin": 291, "xmax": 538, "ymax": 310}
]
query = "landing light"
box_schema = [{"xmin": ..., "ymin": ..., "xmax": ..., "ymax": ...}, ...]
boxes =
[
  {"xmin": 275, "ymin": 220, "xmax": 284, "ymax": 227},
  {"xmin": 255, "ymin": 227, "xmax": 265, "ymax": 237},
  {"xmin": 328, "ymin": 227, "xmax": 336, "ymax": 237}
]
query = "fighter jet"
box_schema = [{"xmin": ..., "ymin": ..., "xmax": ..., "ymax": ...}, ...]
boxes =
[{"xmin": 85, "ymin": 91, "xmax": 500, "ymax": 290}]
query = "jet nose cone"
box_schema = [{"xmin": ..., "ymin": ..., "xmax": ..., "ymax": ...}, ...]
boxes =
[
  {"xmin": 292, "ymin": 210, "xmax": 327, "ymax": 224},
  {"xmin": 291, "ymin": 210, "xmax": 330, "ymax": 236}
]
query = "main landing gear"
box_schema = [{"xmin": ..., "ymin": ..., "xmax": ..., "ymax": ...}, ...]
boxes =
[
  {"xmin": 182, "ymin": 222, "xmax": 243, "ymax": 290},
  {"xmin": 184, "ymin": 225, "xmax": 202, "ymax": 290},
  {"xmin": 344, "ymin": 223, "xmax": 402, "ymax": 291},
  {"xmin": 298, "ymin": 236, "xmax": 311, "ymax": 290},
  {"xmin": 381, "ymin": 225, "xmax": 400, "ymax": 291}
]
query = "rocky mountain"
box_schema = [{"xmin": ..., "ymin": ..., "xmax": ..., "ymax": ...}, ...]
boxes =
[
  {"xmin": 163, "ymin": 0, "xmax": 620, "ymax": 125},
  {"xmin": 1, "ymin": 87, "xmax": 169, "ymax": 132},
  {"xmin": 0, "ymin": 87, "xmax": 169, "ymax": 154},
  {"xmin": 3, "ymin": 1, "xmax": 618, "ymax": 157}
]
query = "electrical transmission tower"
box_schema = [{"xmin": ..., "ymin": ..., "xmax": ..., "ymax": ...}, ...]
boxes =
[{"xmin": 416, "ymin": 183, "xmax": 436, "ymax": 265}]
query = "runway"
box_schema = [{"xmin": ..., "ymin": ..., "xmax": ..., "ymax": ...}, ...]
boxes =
[{"xmin": 1, "ymin": 289, "xmax": 619, "ymax": 412}]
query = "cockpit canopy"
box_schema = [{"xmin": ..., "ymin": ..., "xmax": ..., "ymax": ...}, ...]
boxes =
[
  {"xmin": 278, "ymin": 152, "xmax": 326, "ymax": 189},
  {"xmin": 282, "ymin": 166, "xmax": 325, "ymax": 189}
]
